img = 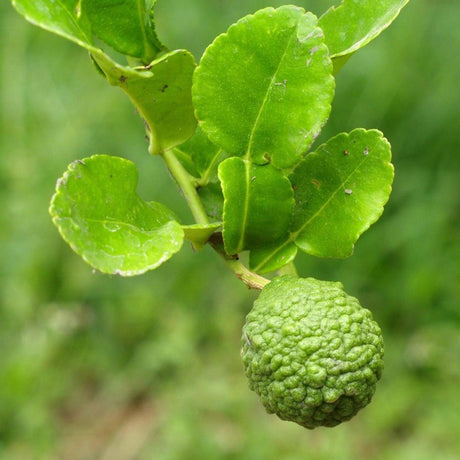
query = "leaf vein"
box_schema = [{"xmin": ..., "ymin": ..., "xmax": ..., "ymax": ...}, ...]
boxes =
[
  {"xmin": 136, "ymin": 0, "xmax": 153, "ymax": 60},
  {"xmin": 293, "ymin": 151, "xmax": 369, "ymax": 239},
  {"xmin": 246, "ymin": 29, "xmax": 296, "ymax": 160},
  {"xmin": 256, "ymin": 150, "xmax": 371, "ymax": 268},
  {"xmin": 56, "ymin": 0, "xmax": 92, "ymax": 44},
  {"xmin": 235, "ymin": 161, "xmax": 251, "ymax": 252},
  {"xmin": 200, "ymin": 148, "xmax": 223, "ymax": 185}
]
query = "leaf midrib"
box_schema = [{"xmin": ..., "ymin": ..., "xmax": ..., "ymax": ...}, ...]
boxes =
[
  {"xmin": 55, "ymin": 0, "xmax": 92, "ymax": 44},
  {"xmin": 253, "ymin": 151, "xmax": 370, "ymax": 269},
  {"xmin": 238, "ymin": 26, "xmax": 298, "ymax": 253},
  {"xmin": 292, "ymin": 151, "xmax": 369, "ymax": 239},
  {"xmin": 235, "ymin": 160, "xmax": 251, "ymax": 252},
  {"xmin": 245, "ymin": 28, "xmax": 296, "ymax": 160},
  {"xmin": 136, "ymin": 0, "xmax": 154, "ymax": 59}
]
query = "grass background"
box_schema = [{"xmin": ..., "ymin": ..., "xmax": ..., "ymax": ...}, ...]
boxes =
[{"xmin": 1, "ymin": 0, "xmax": 460, "ymax": 458}]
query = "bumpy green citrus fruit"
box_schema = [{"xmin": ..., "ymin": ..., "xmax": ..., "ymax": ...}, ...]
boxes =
[{"xmin": 241, "ymin": 275, "xmax": 384, "ymax": 429}]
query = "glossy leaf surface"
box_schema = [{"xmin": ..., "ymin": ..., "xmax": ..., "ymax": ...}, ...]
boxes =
[
  {"xmin": 10, "ymin": 0, "xmax": 94, "ymax": 50},
  {"xmin": 85, "ymin": 0, "xmax": 165, "ymax": 61},
  {"xmin": 290, "ymin": 129, "xmax": 394, "ymax": 257},
  {"xmin": 9, "ymin": 0, "xmax": 192, "ymax": 151},
  {"xmin": 249, "ymin": 242, "xmax": 298, "ymax": 275},
  {"xmin": 320, "ymin": 0, "xmax": 411, "ymax": 58},
  {"xmin": 94, "ymin": 49, "xmax": 197, "ymax": 154},
  {"xmin": 193, "ymin": 6, "xmax": 335, "ymax": 169},
  {"xmin": 10, "ymin": 0, "xmax": 165, "ymax": 62},
  {"xmin": 197, "ymin": 182, "xmax": 224, "ymax": 221},
  {"xmin": 249, "ymin": 129, "xmax": 394, "ymax": 272},
  {"xmin": 50, "ymin": 155, "xmax": 184, "ymax": 276},
  {"xmin": 182, "ymin": 223, "xmax": 222, "ymax": 250},
  {"xmin": 174, "ymin": 126, "xmax": 226, "ymax": 183},
  {"xmin": 218, "ymin": 157, "xmax": 294, "ymax": 254}
]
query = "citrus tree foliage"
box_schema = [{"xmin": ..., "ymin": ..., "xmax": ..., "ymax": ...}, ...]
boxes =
[
  {"xmin": 9, "ymin": 0, "xmax": 408, "ymax": 277},
  {"xmin": 9, "ymin": 0, "xmax": 411, "ymax": 431}
]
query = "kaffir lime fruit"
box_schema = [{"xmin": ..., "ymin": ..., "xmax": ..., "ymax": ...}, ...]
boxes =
[{"xmin": 241, "ymin": 275, "xmax": 384, "ymax": 429}]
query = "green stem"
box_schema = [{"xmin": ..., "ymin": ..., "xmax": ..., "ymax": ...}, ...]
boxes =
[
  {"xmin": 208, "ymin": 234, "xmax": 270, "ymax": 290},
  {"xmin": 161, "ymin": 148, "xmax": 209, "ymax": 225},
  {"xmin": 160, "ymin": 148, "xmax": 270, "ymax": 290},
  {"xmin": 224, "ymin": 258, "xmax": 270, "ymax": 290},
  {"xmin": 195, "ymin": 148, "xmax": 223, "ymax": 187}
]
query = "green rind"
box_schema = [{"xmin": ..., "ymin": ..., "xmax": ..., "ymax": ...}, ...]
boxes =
[{"xmin": 242, "ymin": 275, "xmax": 384, "ymax": 429}]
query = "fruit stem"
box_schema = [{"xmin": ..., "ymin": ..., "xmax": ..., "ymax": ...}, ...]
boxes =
[
  {"xmin": 223, "ymin": 257, "xmax": 270, "ymax": 290},
  {"xmin": 208, "ymin": 234, "xmax": 270, "ymax": 290}
]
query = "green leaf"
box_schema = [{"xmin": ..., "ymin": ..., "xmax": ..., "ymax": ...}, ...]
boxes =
[
  {"xmin": 84, "ymin": 0, "xmax": 165, "ymax": 61},
  {"xmin": 182, "ymin": 222, "xmax": 222, "ymax": 250},
  {"xmin": 94, "ymin": 49, "xmax": 197, "ymax": 154},
  {"xmin": 290, "ymin": 129, "xmax": 394, "ymax": 258},
  {"xmin": 174, "ymin": 126, "xmax": 228, "ymax": 184},
  {"xmin": 10, "ymin": 0, "xmax": 166, "ymax": 62},
  {"xmin": 249, "ymin": 129, "xmax": 394, "ymax": 272},
  {"xmin": 193, "ymin": 6, "xmax": 335, "ymax": 170},
  {"xmin": 197, "ymin": 182, "xmax": 224, "ymax": 221},
  {"xmin": 10, "ymin": 0, "xmax": 95, "ymax": 50},
  {"xmin": 218, "ymin": 157, "xmax": 294, "ymax": 254},
  {"xmin": 171, "ymin": 147, "xmax": 199, "ymax": 178},
  {"xmin": 182, "ymin": 127, "xmax": 223, "ymax": 180},
  {"xmin": 9, "ymin": 1, "xmax": 194, "ymax": 153},
  {"xmin": 249, "ymin": 242, "xmax": 298, "ymax": 275},
  {"xmin": 49, "ymin": 155, "xmax": 184, "ymax": 276},
  {"xmin": 145, "ymin": 0, "xmax": 167, "ymax": 56},
  {"xmin": 319, "ymin": 0, "xmax": 411, "ymax": 58}
]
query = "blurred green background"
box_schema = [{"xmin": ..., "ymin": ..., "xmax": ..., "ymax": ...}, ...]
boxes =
[{"xmin": 1, "ymin": 1, "xmax": 459, "ymax": 458}]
